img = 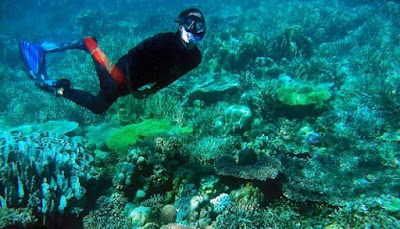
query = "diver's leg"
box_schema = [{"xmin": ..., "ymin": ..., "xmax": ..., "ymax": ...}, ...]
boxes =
[
  {"xmin": 61, "ymin": 72, "xmax": 119, "ymax": 114},
  {"xmin": 62, "ymin": 88, "xmax": 117, "ymax": 114},
  {"xmin": 82, "ymin": 37, "xmax": 115, "ymax": 84},
  {"xmin": 20, "ymin": 38, "xmax": 93, "ymax": 95},
  {"xmin": 38, "ymin": 39, "xmax": 86, "ymax": 78},
  {"xmin": 40, "ymin": 40, "xmax": 86, "ymax": 53}
]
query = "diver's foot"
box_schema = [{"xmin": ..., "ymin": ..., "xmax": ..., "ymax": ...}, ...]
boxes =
[
  {"xmin": 36, "ymin": 78, "xmax": 71, "ymax": 97},
  {"xmin": 54, "ymin": 78, "xmax": 71, "ymax": 97}
]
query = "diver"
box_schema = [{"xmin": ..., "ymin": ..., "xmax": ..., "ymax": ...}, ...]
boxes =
[{"xmin": 19, "ymin": 8, "xmax": 205, "ymax": 114}]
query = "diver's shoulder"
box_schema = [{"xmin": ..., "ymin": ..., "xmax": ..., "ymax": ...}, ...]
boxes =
[
  {"xmin": 148, "ymin": 32, "xmax": 177, "ymax": 42},
  {"xmin": 129, "ymin": 32, "xmax": 174, "ymax": 52}
]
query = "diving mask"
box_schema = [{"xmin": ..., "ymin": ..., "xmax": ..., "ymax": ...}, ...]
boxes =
[{"xmin": 181, "ymin": 26, "xmax": 203, "ymax": 44}]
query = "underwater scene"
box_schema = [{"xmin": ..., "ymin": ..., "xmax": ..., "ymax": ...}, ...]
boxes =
[{"xmin": 1, "ymin": 0, "xmax": 400, "ymax": 228}]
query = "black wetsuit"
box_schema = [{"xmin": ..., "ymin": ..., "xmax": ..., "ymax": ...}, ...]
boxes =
[{"xmin": 63, "ymin": 32, "xmax": 202, "ymax": 114}]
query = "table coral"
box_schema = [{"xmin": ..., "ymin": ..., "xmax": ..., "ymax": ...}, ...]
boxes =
[{"xmin": 215, "ymin": 155, "xmax": 281, "ymax": 181}]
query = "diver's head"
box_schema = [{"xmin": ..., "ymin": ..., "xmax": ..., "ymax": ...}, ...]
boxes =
[{"xmin": 175, "ymin": 8, "xmax": 205, "ymax": 48}]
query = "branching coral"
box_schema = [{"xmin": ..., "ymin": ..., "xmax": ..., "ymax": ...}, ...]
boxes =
[
  {"xmin": 0, "ymin": 131, "xmax": 97, "ymax": 216},
  {"xmin": 328, "ymin": 195, "xmax": 400, "ymax": 228},
  {"xmin": 189, "ymin": 136, "xmax": 236, "ymax": 165},
  {"xmin": 271, "ymin": 26, "xmax": 313, "ymax": 60}
]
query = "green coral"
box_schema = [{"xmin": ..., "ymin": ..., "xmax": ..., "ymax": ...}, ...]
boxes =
[
  {"xmin": 277, "ymin": 84, "xmax": 331, "ymax": 106},
  {"xmin": 383, "ymin": 196, "xmax": 400, "ymax": 213},
  {"xmin": 106, "ymin": 119, "xmax": 193, "ymax": 153}
]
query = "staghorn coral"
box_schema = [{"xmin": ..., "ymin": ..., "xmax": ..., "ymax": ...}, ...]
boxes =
[
  {"xmin": 1, "ymin": 0, "xmax": 400, "ymax": 228},
  {"xmin": 188, "ymin": 102, "xmax": 229, "ymax": 136},
  {"xmin": 271, "ymin": 26, "xmax": 313, "ymax": 61},
  {"xmin": 189, "ymin": 136, "xmax": 236, "ymax": 166},
  {"xmin": 0, "ymin": 56, "xmax": 100, "ymax": 126},
  {"xmin": 140, "ymin": 194, "xmax": 168, "ymax": 212}
]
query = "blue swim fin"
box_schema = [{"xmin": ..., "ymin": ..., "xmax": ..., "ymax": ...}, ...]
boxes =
[
  {"xmin": 19, "ymin": 40, "xmax": 59, "ymax": 94},
  {"xmin": 19, "ymin": 41, "xmax": 44, "ymax": 77},
  {"xmin": 19, "ymin": 40, "xmax": 72, "ymax": 96}
]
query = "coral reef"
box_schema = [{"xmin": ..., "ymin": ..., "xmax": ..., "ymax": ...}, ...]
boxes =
[
  {"xmin": 82, "ymin": 193, "xmax": 132, "ymax": 229},
  {"xmin": 214, "ymin": 105, "xmax": 252, "ymax": 134},
  {"xmin": 215, "ymin": 155, "xmax": 281, "ymax": 181},
  {"xmin": 0, "ymin": 120, "xmax": 79, "ymax": 135},
  {"xmin": 210, "ymin": 193, "xmax": 232, "ymax": 214},
  {"xmin": 160, "ymin": 204, "xmax": 177, "ymax": 224},
  {"xmin": 0, "ymin": 207, "xmax": 38, "ymax": 228},
  {"xmin": 0, "ymin": 131, "xmax": 97, "ymax": 216},
  {"xmin": 271, "ymin": 26, "xmax": 313, "ymax": 61},
  {"xmin": 188, "ymin": 136, "xmax": 236, "ymax": 165},
  {"xmin": 277, "ymin": 80, "xmax": 332, "ymax": 107},
  {"xmin": 129, "ymin": 206, "xmax": 154, "ymax": 227},
  {"xmin": 106, "ymin": 119, "xmax": 193, "ymax": 154},
  {"xmin": 328, "ymin": 195, "xmax": 400, "ymax": 228},
  {"xmin": 174, "ymin": 195, "xmax": 213, "ymax": 228},
  {"xmin": 178, "ymin": 71, "xmax": 241, "ymax": 106},
  {"xmin": 161, "ymin": 223, "xmax": 194, "ymax": 229},
  {"xmin": 2, "ymin": 0, "xmax": 400, "ymax": 227}
]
